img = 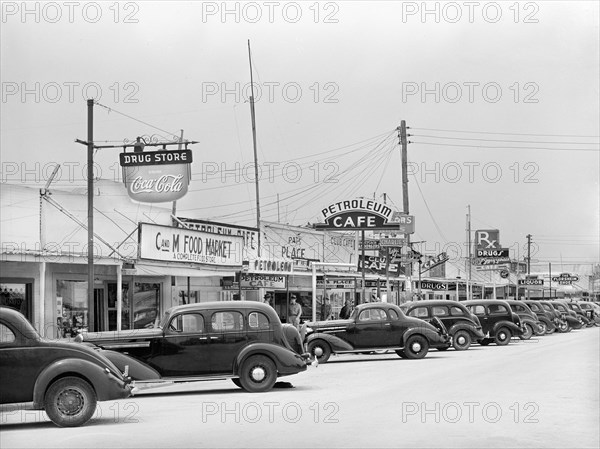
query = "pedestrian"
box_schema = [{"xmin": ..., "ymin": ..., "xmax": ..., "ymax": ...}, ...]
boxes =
[
  {"xmin": 263, "ymin": 292, "xmax": 274, "ymax": 307},
  {"xmin": 339, "ymin": 299, "xmax": 352, "ymax": 319},
  {"xmin": 321, "ymin": 296, "xmax": 332, "ymax": 320},
  {"xmin": 288, "ymin": 294, "xmax": 302, "ymax": 329}
]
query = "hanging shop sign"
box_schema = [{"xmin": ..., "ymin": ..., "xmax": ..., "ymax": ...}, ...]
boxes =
[
  {"xmin": 120, "ymin": 149, "xmax": 192, "ymax": 203},
  {"xmin": 358, "ymin": 255, "xmax": 402, "ymax": 276},
  {"xmin": 420, "ymin": 252, "xmax": 450, "ymax": 274},
  {"xmin": 240, "ymin": 273, "xmax": 287, "ymax": 289},
  {"xmin": 314, "ymin": 199, "xmax": 414, "ymax": 232},
  {"xmin": 139, "ymin": 223, "xmax": 243, "ymax": 267},
  {"xmin": 317, "ymin": 278, "xmax": 355, "ymax": 289},
  {"xmin": 551, "ymin": 273, "xmax": 579, "ymax": 285}
]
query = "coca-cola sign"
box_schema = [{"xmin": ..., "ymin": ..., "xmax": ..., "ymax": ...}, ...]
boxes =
[{"xmin": 120, "ymin": 149, "xmax": 192, "ymax": 203}]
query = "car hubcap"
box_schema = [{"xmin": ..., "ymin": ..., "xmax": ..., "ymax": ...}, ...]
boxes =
[
  {"xmin": 56, "ymin": 388, "xmax": 84, "ymax": 416},
  {"xmin": 411, "ymin": 342, "xmax": 422, "ymax": 353},
  {"xmin": 499, "ymin": 332, "xmax": 506, "ymax": 341},
  {"xmin": 250, "ymin": 366, "xmax": 266, "ymax": 382},
  {"xmin": 314, "ymin": 347, "xmax": 323, "ymax": 357},
  {"xmin": 457, "ymin": 336, "xmax": 466, "ymax": 345}
]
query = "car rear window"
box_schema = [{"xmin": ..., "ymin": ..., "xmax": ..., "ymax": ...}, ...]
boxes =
[
  {"xmin": 248, "ymin": 312, "xmax": 270, "ymax": 330},
  {"xmin": 450, "ymin": 306, "xmax": 465, "ymax": 317},
  {"xmin": 388, "ymin": 309, "xmax": 400, "ymax": 320},
  {"xmin": 0, "ymin": 323, "xmax": 16, "ymax": 344},
  {"xmin": 488, "ymin": 304, "xmax": 508, "ymax": 314},
  {"xmin": 358, "ymin": 309, "xmax": 386, "ymax": 321},
  {"xmin": 469, "ymin": 305, "xmax": 486, "ymax": 316},
  {"xmin": 432, "ymin": 306, "xmax": 449, "ymax": 317},
  {"xmin": 408, "ymin": 307, "xmax": 429, "ymax": 319}
]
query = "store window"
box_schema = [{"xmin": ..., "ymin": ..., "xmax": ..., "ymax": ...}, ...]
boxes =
[
  {"xmin": 56, "ymin": 280, "xmax": 88, "ymax": 337},
  {"xmin": 0, "ymin": 281, "xmax": 33, "ymax": 322},
  {"xmin": 133, "ymin": 282, "xmax": 160, "ymax": 329},
  {"xmin": 107, "ymin": 282, "xmax": 131, "ymax": 331}
]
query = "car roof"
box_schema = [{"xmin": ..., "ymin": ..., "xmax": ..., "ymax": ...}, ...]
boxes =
[
  {"xmin": 0, "ymin": 306, "xmax": 41, "ymax": 340},
  {"xmin": 355, "ymin": 302, "xmax": 401, "ymax": 311},
  {"xmin": 403, "ymin": 300, "xmax": 467, "ymax": 308},
  {"xmin": 463, "ymin": 299, "xmax": 510, "ymax": 305},
  {"xmin": 166, "ymin": 301, "xmax": 275, "ymax": 316}
]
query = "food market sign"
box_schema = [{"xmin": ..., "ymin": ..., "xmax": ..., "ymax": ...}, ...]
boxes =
[
  {"xmin": 139, "ymin": 223, "xmax": 242, "ymax": 267},
  {"xmin": 120, "ymin": 149, "xmax": 192, "ymax": 203},
  {"xmin": 314, "ymin": 199, "xmax": 414, "ymax": 231},
  {"xmin": 551, "ymin": 273, "xmax": 579, "ymax": 285}
]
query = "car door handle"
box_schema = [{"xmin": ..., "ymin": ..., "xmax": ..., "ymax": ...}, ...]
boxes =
[
  {"xmin": 198, "ymin": 337, "xmax": 208, "ymax": 340},
  {"xmin": 384, "ymin": 323, "xmax": 391, "ymax": 326},
  {"xmin": 209, "ymin": 336, "xmax": 220, "ymax": 340}
]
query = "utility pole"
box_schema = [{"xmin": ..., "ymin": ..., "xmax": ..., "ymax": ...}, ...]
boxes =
[
  {"xmin": 248, "ymin": 40, "xmax": 261, "ymax": 256},
  {"xmin": 398, "ymin": 121, "xmax": 411, "ymax": 299},
  {"xmin": 87, "ymin": 99, "xmax": 95, "ymax": 330},
  {"xmin": 466, "ymin": 205, "xmax": 472, "ymax": 300},
  {"xmin": 526, "ymin": 234, "xmax": 532, "ymax": 274}
]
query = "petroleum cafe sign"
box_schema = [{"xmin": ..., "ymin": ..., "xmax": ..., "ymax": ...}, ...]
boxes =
[
  {"xmin": 120, "ymin": 149, "xmax": 192, "ymax": 203},
  {"xmin": 139, "ymin": 223, "xmax": 242, "ymax": 267},
  {"xmin": 314, "ymin": 199, "xmax": 415, "ymax": 232}
]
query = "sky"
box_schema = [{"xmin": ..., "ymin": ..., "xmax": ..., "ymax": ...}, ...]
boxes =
[{"xmin": 1, "ymin": 1, "xmax": 599, "ymax": 273}]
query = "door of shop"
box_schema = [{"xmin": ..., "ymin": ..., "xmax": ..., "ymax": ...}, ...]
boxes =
[{"xmin": 93, "ymin": 288, "xmax": 106, "ymax": 332}]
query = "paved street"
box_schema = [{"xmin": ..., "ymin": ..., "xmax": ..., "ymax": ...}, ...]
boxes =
[{"xmin": 2, "ymin": 328, "xmax": 598, "ymax": 449}]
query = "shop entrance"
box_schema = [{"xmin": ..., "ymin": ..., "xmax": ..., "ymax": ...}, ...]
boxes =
[{"xmin": 93, "ymin": 288, "xmax": 105, "ymax": 331}]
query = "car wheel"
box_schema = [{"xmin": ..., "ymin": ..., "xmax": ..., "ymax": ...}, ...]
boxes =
[
  {"xmin": 452, "ymin": 330, "xmax": 471, "ymax": 351},
  {"xmin": 519, "ymin": 323, "xmax": 534, "ymax": 340},
  {"xmin": 535, "ymin": 322, "xmax": 547, "ymax": 335},
  {"xmin": 231, "ymin": 378, "xmax": 242, "ymax": 388},
  {"xmin": 557, "ymin": 321, "xmax": 570, "ymax": 333},
  {"xmin": 494, "ymin": 327, "xmax": 512, "ymax": 345},
  {"xmin": 44, "ymin": 377, "xmax": 97, "ymax": 427},
  {"xmin": 307, "ymin": 340, "xmax": 331, "ymax": 364},
  {"xmin": 545, "ymin": 325, "xmax": 555, "ymax": 335},
  {"xmin": 239, "ymin": 355, "xmax": 277, "ymax": 393},
  {"xmin": 403, "ymin": 335, "xmax": 429, "ymax": 359}
]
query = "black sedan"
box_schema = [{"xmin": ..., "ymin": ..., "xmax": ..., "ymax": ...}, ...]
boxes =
[
  {"xmin": 305, "ymin": 302, "xmax": 450, "ymax": 363},
  {"xmin": 0, "ymin": 307, "xmax": 132, "ymax": 427},
  {"xmin": 401, "ymin": 300, "xmax": 485, "ymax": 350},
  {"xmin": 76, "ymin": 301, "xmax": 309, "ymax": 393}
]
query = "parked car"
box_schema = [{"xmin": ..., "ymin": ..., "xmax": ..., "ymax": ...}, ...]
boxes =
[
  {"xmin": 563, "ymin": 301, "xmax": 594, "ymax": 327},
  {"xmin": 522, "ymin": 300, "xmax": 558, "ymax": 334},
  {"xmin": 75, "ymin": 301, "xmax": 310, "ymax": 393},
  {"xmin": 304, "ymin": 302, "xmax": 450, "ymax": 363},
  {"xmin": 576, "ymin": 301, "xmax": 600, "ymax": 326},
  {"xmin": 463, "ymin": 300, "xmax": 524, "ymax": 345},
  {"xmin": 0, "ymin": 307, "xmax": 132, "ymax": 427},
  {"xmin": 504, "ymin": 300, "xmax": 544, "ymax": 339},
  {"xmin": 546, "ymin": 301, "xmax": 584, "ymax": 332},
  {"xmin": 400, "ymin": 300, "xmax": 484, "ymax": 350}
]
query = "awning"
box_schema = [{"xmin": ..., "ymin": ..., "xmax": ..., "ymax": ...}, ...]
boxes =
[{"xmin": 133, "ymin": 262, "xmax": 238, "ymax": 278}]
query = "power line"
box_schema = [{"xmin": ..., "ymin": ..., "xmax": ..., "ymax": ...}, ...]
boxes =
[{"xmin": 410, "ymin": 127, "xmax": 600, "ymax": 138}]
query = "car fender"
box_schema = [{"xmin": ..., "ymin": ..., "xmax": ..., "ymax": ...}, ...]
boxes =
[
  {"xmin": 32, "ymin": 358, "xmax": 128, "ymax": 408},
  {"xmin": 305, "ymin": 332, "xmax": 354, "ymax": 353},
  {"xmin": 537, "ymin": 316, "xmax": 556, "ymax": 330},
  {"xmin": 98, "ymin": 350, "xmax": 161, "ymax": 381},
  {"xmin": 492, "ymin": 321, "xmax": 522, "ymax": 336},
  {"xmin": 520, "ymin": 317, "xmax": 539, "ymax": 329},
  {"xmin": 401, "ymin": 327, "xmax": 442, "ymax": 345},
  {"xmin": 448, "ymin": 323, "xmax": 484, "ymax": 340},
  {"xmin": 233, "ymin": 343, "xmax": 307, "ymax": 377}
]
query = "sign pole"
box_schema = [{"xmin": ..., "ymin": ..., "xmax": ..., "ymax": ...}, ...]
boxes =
[{"xmin": 361, "ymin": 230, "xmax": 366, "ymax": 303}]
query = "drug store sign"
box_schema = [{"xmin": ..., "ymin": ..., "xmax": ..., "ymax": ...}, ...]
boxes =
[{"xmin": 120, "ymin": 149, "xmax": 192, "ymax": 203}]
